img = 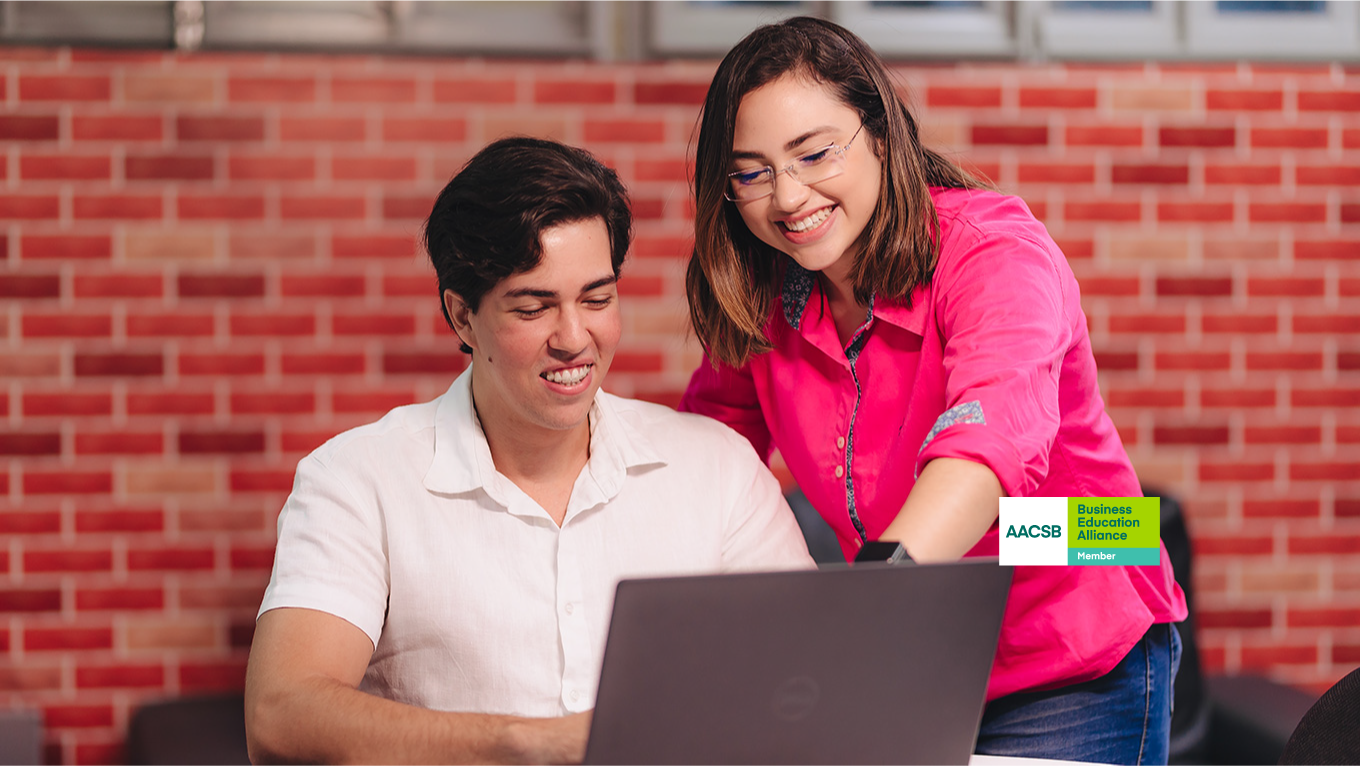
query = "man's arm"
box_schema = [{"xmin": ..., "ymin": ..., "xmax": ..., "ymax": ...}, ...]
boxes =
[{"xmin": 245, "ymin": 607, "xmax": 590, "ymax": 765}]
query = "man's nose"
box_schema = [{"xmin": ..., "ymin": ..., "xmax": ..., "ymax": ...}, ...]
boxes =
[{"xmin": 549, "ymin": 306, "xmax": 589, "ymax": 354}]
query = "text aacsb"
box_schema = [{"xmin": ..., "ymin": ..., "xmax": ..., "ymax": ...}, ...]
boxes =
[{"xmin": 1004, "ymin": 524, "xmax": 1063, "ymax": 539}]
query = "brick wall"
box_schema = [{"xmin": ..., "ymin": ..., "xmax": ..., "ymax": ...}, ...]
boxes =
[{"xmin": 0, "ymin": 47, "xmax": 1356, "ymax": 764}]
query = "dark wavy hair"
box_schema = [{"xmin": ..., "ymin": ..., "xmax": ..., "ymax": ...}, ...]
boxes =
[
  {"xmin": 424, "ymin": 137, "xmax": 632, "ymax": 352},
  {"xmin": 687, "ymin": 16, "xmax": 994, "ymax": 367}
]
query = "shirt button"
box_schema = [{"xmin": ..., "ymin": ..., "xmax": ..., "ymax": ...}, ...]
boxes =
[
  {"xmin": 834, "ymin": 465, "xmax": 844, "ymax": 478},
  {"xmin": 564, "ymin": 603, "xmax": 574, "ymax": 615},
  {"xmin": 836, "ymin": 436, "xmax": 846, "ymax": 450},
  {"xmin": 570, "ymin": 689, "xmax": 581, "ymax": 701}
]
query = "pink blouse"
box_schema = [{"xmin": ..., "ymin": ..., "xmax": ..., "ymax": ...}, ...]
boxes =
[{"xmin": 681, "ymin": 187, "xmax": 1187, "ymax": 700}]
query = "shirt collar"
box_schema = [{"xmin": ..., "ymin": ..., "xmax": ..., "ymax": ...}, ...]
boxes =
[
  {"xmin": 779, "ymin": 258, "xmax": 930, "ymax": 338},
  {"xmin": 423, "ymin": 368, "xmax": 666, "ymax": 506}
]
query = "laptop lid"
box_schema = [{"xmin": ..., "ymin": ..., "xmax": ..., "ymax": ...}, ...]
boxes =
[{"xmin": 585, "ymin": 559, "xmax": 1012, "ymax": 765}]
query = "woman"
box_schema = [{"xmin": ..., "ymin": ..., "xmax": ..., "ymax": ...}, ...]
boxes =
[{"xmin": 679, "ymin": 16, "xmax": 1187, "ymax": 765}]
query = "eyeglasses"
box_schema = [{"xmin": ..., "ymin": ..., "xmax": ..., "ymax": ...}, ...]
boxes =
[{"xmin": 725, "ymin": 125, "xmax": 864, "ymax": 202}]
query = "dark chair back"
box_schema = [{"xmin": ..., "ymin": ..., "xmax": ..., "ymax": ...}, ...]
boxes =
[
  {"xmin": 1279, "ymin": 666, "xmax": 1360, "ymax": 765},
  {"xmin": 127, "ymin": 694, "xmax": 250, "ymax": 765}
]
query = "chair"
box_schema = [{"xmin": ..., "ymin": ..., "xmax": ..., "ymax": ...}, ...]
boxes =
[
  {"xmin": 126, "ymin": 694, "xmax": 250, "ymax": 765},
  {"xmin": 1278, "ymin": 665, "xmax": 1360, "ymax": 764},
  {"xmin": 0, "ymin": 710, "xmax": 41, "ymax": 766}
]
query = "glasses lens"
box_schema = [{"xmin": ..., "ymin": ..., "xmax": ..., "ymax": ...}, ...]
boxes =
[
  {"xmin": 728, "ymin": 176, "xmax": 772, "ymax": 200},
  {"xmin": 793, "ymin": 150, "xmax": 845, "ymax": 186}
]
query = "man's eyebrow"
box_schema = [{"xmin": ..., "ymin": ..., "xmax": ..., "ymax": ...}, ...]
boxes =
[
  {"xmin": 501, "ymin": 275, "xmax": 617, "ymax": 300},
  {"xmin": 730, "ymin": 127, "xmax": 838, "ymax": 162}
]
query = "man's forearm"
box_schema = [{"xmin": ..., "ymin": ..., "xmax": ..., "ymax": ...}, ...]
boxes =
[{"xmin": 246, "ymin": 672, "xmax": 588, "ymax": 765}]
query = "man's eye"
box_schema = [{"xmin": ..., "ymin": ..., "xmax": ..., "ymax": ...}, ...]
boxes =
[
  {"xmin": 585, "ymin": 296, "xmax": 614, "ymax": 308},
  {"xmin": 798, "ymin": 148, "xmax": 833, "ymax": 166},
  {"xmin": 514, "ymin": 307, "xmax": 547, "ymax": 317}
]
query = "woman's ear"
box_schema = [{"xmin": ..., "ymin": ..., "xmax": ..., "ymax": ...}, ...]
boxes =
[{"xmin": 443, "ymin": 289, "xmax": 476, "ymax": 353}]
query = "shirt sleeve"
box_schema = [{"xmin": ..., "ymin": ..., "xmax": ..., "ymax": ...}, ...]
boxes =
[
  {"xmin": 714, "ymin": 428, "xmax": 817, "ymax": 572},
  {"xmin": 257, "ymin": 453, "xmax": 391, "ymax": 648},
  {"xmin": 915, "ymin": 228, "xmax": 1071, "ymax": 498},
  {"xmin": 679, "ymin": 356, "xmax": 775, "ymax": 463}
]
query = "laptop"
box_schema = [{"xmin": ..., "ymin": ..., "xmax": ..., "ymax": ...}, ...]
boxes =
[{"xmin": 585, "ymin": 559, "xmax": 1013, "ymax": 765}]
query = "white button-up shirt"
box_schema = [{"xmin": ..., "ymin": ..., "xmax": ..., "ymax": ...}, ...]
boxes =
[{"xmin": 259, "ymin": 369, "xmax": 814, "ymax": 717}]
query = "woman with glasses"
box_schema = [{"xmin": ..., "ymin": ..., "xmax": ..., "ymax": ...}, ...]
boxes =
[{"xmin": 679, "ymin": 16, "xmax": 1187, "ymax": 765}]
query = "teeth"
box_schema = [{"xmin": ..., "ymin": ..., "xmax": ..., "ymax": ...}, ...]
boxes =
[
  {"xmin": 543, "ymin": 365, "xmax": 591, "ymax": 386},
  {"xmin": 785, "ymin": 207, "xmax": 832, "ymax": 233}
]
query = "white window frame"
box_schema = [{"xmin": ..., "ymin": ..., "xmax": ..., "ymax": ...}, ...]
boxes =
[
  {"xmin": 647, "ymin": 0, "xmax": 818, "ymax": 57},
  {"xmin": 1034, "ymin": 0, "xmax": 1180, "ymax": 60},
  {"xmin": 833, "ymin": 1, "xmax": 1017, "ymax": 59},
  {"xmin": 1184, "ymin": 0, "xmax": 1359, "ymax": 60}
]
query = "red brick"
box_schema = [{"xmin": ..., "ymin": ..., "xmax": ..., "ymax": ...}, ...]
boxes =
[
  {"xmin": 231, "ymin": 392, "xmax": 315, "ymax": 414},
  {"xmin": 1156, "ymin": 277, "xmax": 1232, "ymax": 297},
  {"xmin": 1019, "ymin": 87, "xmax": 1096, "ymax": 109},
  {"xmin": 0, "ymin": 589, "xmax": 62, "ymax": 612},
  {"xmin": 382, "ymin": 117, "xmax": 467, "ymax": 142},
  {"xmin": 927, "ymin": 86, "xmax": 1001, "ymax": 108},
  {"xmin": 0, "ymin": 511, "xmax": 61, "ymax": 534},
  {"xmin": 75, "ymin": 509, "xmax": 163, "ymax": 532},
  {"xmin": 178, "ymin": 115, "xmax": 265, "ymax": 142},
  {"xmin": 76, "ymin": 664, "xmax": 163, "ymax": 689},
  {"xmin": 1153, "ymin": 425, "xmax": 1228, "ymax": 445},
  {"xmin": 20, "ymin": 154, "xmax": 111, "ymax": 180},
  {"xmin": 24, "ymin": 627, "xmax": 113, "ymax": 652},
  {"xmin": 0, "ymin": 273, "xmax": 60, "ymax": 297},
  {"xmin": 24, "ymin": 471, "xmax": 113, "ymax": 495},
  {"xmin": 1295, "ymin": 240, "xmax": 1360, "ymax": 261},
  {"xmin": 73, "ymin": 195, "xmax": 163, "ymax": 220},
  {"xmin": 179, "ymin": 353, "xmax": 265, "ymax": 377},
  {"xmin": 21, "ymin": 235, "xmax": 111, "ymax": 260},
  {"xmin": 1295, "ymin": 315, "xmax": 1360, "ymax": 334},
  {"xmin": 75, "ymin": 588, "xmax": 163, "ymax": 611},
  {"xmin": 0, "ymin": 114, "xmax": 59, "ymax": 140},
  {"xmin": 230, "ymin": 471, "xmax": 294, "ymax": 493},
  {"xmin": 180, "ymin": 661, "xmax": 247, "ymax": 693},
  {"xmin": 19, "ymin": 75, "xmax": 110, "ymax": 101},
  {"xmin": 1291, "ymin": 535, "xmax": 1360, "ymax": 554},
  {"xmin": 533, "ymin": 79, "xmax": 615, "ymax": 104},
  {"xmin": 230, "ymin": 545, "xmax": 276, "ymax": 569},
  {"xmin": 1066, "ymin": 201, "xmax": 1141, "ymax": 222},
  {"xmin": 1343, "ymin": 129, "xmax": 1360, "ymax": 149},
  {"xmin": 1250, "ymin": 202, "xmax": 1326, "ymax": 223},
  {"xmin": 0, "ymin": 195, "xmax": 60, "ymax": 219},
  {"xmin": 1342, "ymin": 353, "xmax": 1360, "ymax": 371},
  {"xmin": 383, "ymin": 352, "xmax": 465, "ymax": 375},
  {"xmin": 223, "ymin": 157, "xmax": 312, "ymax": 184},
  {"xmin": 1112, "ymin": 164, "xmax": 1188, "ymax": 185},
  {"xmin": 1206, "ymin": 89, "xmax": 1283, "ymax": 111},
  {"xmin": 1244, "ymin": 426, "xmax": 1320, "ymax": 445},
  {"xmin": 1198, "ymin": 608, "xmax": 1272, "ymax": 629},
  {"xmin": 332, "ymin": 156, "xmax": 417, "ymax": 181},
  {"xmin": 23, "ymin": 393, "xmax": 112, "ymax": 417},
  {"xmin": 75, "ymin": 431, "xmax": 163, "ymax": 455},
  {"xmin": 74, "ymin": 353, "xmax": 163, "ymax": 377},
  {"xmin": 282, "ymin": 353, "xmax": 366, "ymax": 375},
  {"xmin": 72, "ymin": 115, "xmax": 162, "ymax": 141},
  {"xmin": 230, "ymin": 313, "xmax": 314, "ymax": 336},
  {"xmin": 74, "ymin": 274, "xmax": 161, "ymax": 297},
  {"xmin": 333, "ymin": 234, "xmax": 415, "ymax": 259},
  {"xmin": 1201, "ymin": 388, "xmax": 1275, "ymax": 408},
  {"xmin": 1017, "ymin": 163, "xmax": 1094, "ymax": 184},
  {"xmin": 125, "ymin": 154, "xmax": 214, "ymax": 180},
  {"xmin": 178, "ymin": 272, "xmax": 265, "ymax": 297},
  {"xmin": 1343, "ymin": 205, "xmax": 1360, "ymax": 224},
  {"xmin": 178, "ymin": 194, "xmax": 265, "ymax": 220},
  {"xmin": 22, "ymin": 313, "xmax": 110, "ymax": 338},
  {"xmin": 281, "ymin": 274, "xmax": 366, "ymax": 297},
  {"xmin": 332, "ymin": 76, "xmax": 417, "ymax": 103},
  {"xmin": 332, "ymin": 389, "xmax": 419, "ymax": 414},
  {"xmin": 382, "ymin": 195, "xmax": 431, "ymax": 220},
  {"xmin": 1297, "ymin": 90, "xmax": 1360, "ymax": 111},
  {"xmin": 0, "ymin": 432, "xmax": 60, "ymax": 455},
  {"xmin": 635, "ymin": 159, "xmax": 688, "ymax": 183},
  {"xmin": 1157, "ymin": 201, "xmax": 1234, "ymax": 222},
  {"xmin": 1251, "ymin": 127, "xmax": 1329, "ymax": 149},
  {"xmin": 128, "ymin": 547, "xmax": 214, "ymax": 571},
  {"xmin": 1204, "ymin": 164, "xmax": 1281, "ymax": 186},
  {"xmin": 1247, "ymin": 278, "xmax": 1324, "ymax": 297},
  {"xmin": 1292, "ymin": 462, "xmax": 1360, "ymax": 481},
  {"xmin": 1203, "ymin": 313, "xmax": 1276, "ymax": 334},
  {"xmin": 280, "ymin": 195, "xmax": 366, "ymax": 220},
  {"xmin": 972, "ymin": 124, "xmax": 1048, "ymax": 146},
  {"xmin": 383, "ymin": 275, "xmax": 432, "ymax": 297},
  {"xmin": 618, "ymin": 276, "xmax": 665, "ymax": 297},
  {"xmin": 1092, "ymin": 351, "xmax": 1139, "ymax": 371},
  {"xmin": 127, "ymin": 312, "xmax": 215, "ymax": 338},
  {"xmin": 1159, "ymin": 126, "xmax": 1235, "ymax": 148},
  {"xmin": 280, "ymin": 117, "xmax": 365, "ymax": 142},
  {"xmin": 1193, "ymin": 534, "xmax": 1273, "ymax": 557},
  {"xmin": 44, "ymin": 704, "xmax": 114, "ymax": 729},
  {"xmin": 127, "ymin": 392, "xmax": 214, "ymax": 415},
  {"xmin": 333, "ymin": 313, "xmax": 416, "ymax": 336},
  {"xmin": 1296, "ymin": 165, "xmax": 1360, "ymax": 185},
  {"xmin": 1241, "ymin": 645, "xmax": 1316, "ymax": 669},
  {"xmin": 1243, "ymin": 500, "xmax": 1319, "ymax": 518},
  {"xmin": 1289, "ymin": 608, "xmax": 1360, "ymax": 628},
  {"xmin": 584, "ymin": 119, "xmax": 666, "ymax": 143},
  {"xmin": 1106, "ymin": 388, "xmax": 1184, "ymax": 407},
  {"xmin": 432, "ymin": 78, "xmax": 516, "ymax": 104},
  {"xmin": 1199, "ymin": 461, "xmax": 1273, "ymax": 482},
  {"xmin": 229, "ymin": 76, "xmax": 315, "ymax": 102},
  {"xmin": 179, "ymin": 430, "xmax": 266, "ymax": 454},
  {"xmin": 1246, "ymin": 352, "xmax": 1322, "ymax": 370},
  {"xmin": 634, "ymin": 81, "xmax": 710, "ymax": 105},
  {"xmin": 23, "ymin": 548, "xmax": 112, "ymax": 573},
  {"xmin": 1109, "ymin": 314, "xmax": 1184, "ymax": 334}
]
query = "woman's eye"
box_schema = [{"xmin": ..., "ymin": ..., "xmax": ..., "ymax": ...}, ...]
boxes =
[
  {"xmin": 733, "ymin": 169, "xmax": 768, "ymax": 186},
  {"xmin": 798, "ymin": 148, "xmax": 833, "ymax": 166}
]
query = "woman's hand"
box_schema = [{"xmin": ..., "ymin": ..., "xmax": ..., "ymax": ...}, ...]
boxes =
[{"xmin": 877, "ymin": 458, "xmax": 1004, "ymax": 563}]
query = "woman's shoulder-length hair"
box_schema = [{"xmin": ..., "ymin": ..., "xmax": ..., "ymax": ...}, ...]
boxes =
[{"xmin": 687, "ymin": 16, "xmax": 994, "ymax": 368}]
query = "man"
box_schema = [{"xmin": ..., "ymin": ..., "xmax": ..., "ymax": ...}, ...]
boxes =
[{"xmin": 244, "ymin": 137, "xmax": 814, "ymax": 765}]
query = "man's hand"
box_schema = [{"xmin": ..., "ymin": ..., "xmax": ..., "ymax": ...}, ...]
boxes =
[{"xmin": 504, "ymin": 710, "xmax": 592, "ymax": 765}]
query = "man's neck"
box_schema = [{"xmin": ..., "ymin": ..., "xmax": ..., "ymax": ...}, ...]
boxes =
[{"xmin": 469, "ymin": 381, "xmax": 591, "ymax": 527}]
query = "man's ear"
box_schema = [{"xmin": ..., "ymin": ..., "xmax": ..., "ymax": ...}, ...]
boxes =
[{"xmin": 443, "ymin": 289, "xmax": 477, "ymax": 353}]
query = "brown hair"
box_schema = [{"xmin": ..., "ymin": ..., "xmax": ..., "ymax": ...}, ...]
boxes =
[{"xmin": 687, "ymin": 16, "xmax": 993, "ymax": 367}]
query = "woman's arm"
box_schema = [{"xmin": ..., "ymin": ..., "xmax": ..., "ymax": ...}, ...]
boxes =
[{"xmin": 877, "ymin": 457, "xmax": 1003, "ymax": 563}]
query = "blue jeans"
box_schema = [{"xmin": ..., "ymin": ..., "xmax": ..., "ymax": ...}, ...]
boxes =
[{"xmin": 975, "ymin": 623, "xmax": 1182, "ymax": 765}]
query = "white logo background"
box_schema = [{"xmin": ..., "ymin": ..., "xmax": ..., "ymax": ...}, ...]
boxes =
[{"xmin": 998, "ymin": 497, "xmax": 1068, "ymax": 566}]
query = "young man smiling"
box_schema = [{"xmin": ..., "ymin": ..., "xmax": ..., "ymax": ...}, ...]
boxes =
[{"xmin": 244, "ymin": 138, "xmax": 813, "ymax": 765}]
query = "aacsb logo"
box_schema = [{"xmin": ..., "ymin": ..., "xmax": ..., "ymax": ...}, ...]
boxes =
[{"xmin": 999, "ymin": 497, "xmax": 1161, "ymax": 566}]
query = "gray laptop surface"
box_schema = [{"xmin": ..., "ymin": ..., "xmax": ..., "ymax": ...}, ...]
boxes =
[{"xmin": 585, "ymin": 559, "xmax": 1013, "ymax": 765}]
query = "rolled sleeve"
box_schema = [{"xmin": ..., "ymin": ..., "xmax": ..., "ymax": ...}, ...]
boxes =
[{"xmin": 915, "ymin": 230, "xmax": 1071, "ymax": 498}]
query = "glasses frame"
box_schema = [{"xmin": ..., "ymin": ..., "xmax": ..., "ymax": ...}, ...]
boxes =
[{"xmin": 724, "ymin": 124, "xmax": 864, "ymax": 202}]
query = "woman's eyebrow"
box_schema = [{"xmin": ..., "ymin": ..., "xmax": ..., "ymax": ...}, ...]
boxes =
[{"xmin": 730, "ymin": 126, "xmax": 840, "ymax": 162}]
